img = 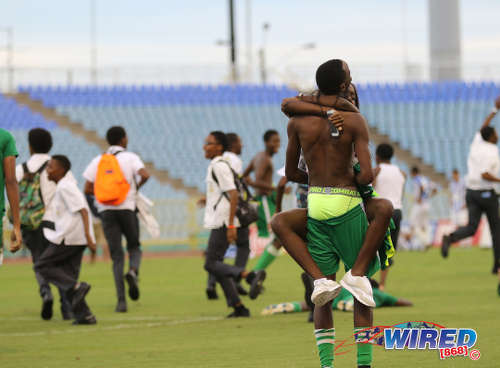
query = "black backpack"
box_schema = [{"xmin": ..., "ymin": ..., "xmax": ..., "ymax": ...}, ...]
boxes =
[{"xmin": 212, "ymin": 160, "xmax": 259, "ymax": 227}]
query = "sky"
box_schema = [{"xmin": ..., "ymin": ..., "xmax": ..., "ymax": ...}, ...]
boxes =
[{"xmin": 0, "ymin": 0, "xmax": 499, "ymax": 85}]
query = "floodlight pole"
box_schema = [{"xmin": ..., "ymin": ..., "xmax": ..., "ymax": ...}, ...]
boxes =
[
  {"xmin": 90, "ymin": 0, "xmax": 97, "ymax": 85},
  {"xmin": 0, "ymin": 27, "xmax": 13, "ymax": 92},
  {"xmin": 229, "ymin": 0, "xmax": 238, "ymax": 83}
]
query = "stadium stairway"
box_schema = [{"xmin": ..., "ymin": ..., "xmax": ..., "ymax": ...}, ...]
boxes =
[
  {"xmin": 6, "ymin": 92, "xmax": 202, "ymax": 197},
  {"xmin": 368, "ymin": 124, "xmax": 447, "ymax": 187}
]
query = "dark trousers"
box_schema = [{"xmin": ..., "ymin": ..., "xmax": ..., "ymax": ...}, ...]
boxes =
[
  {"xmin": 450, "ymin": 189, "xmax": 500, "ymax": 270},
  {"xmin": 204, "ymin": 227, "xmax": 243, "ymax": 307},
  {"xmin": 35, "ymin": 243, "xmax": 92, "ymax": 320},
  {"xmin": 207, "ymin": 226, "xmax": 250, "ymax": 289},
  {"xmin": 101, "ymin": 209, "xmax": 142, "ymax": 302},
  {"xmin": 391, "ymin": 209, "xmax": 403, "ymax": 250},
  {"xmin": 23, "ymin": 228, "xmax": 71, "ymax": 311}
]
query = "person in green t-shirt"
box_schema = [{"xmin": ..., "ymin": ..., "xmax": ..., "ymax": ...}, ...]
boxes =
[{"xmin": 0, "ymin": 128, "xmax": 22, "ymax": 258}]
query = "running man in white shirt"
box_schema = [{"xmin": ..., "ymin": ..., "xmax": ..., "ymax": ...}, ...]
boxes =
[
  {"xmin": 35, "ymin": 155, "xmax": 97, "ymax": 325},
  {"xmin": 83, "ymin": 126, "xmax": 150, "ymax": 313},
  {"xmin": 15, "ymin": 128, "xmax": 72, "ymax": 320},
  {"xmin": 442, "ymin": 97, "xmax": 500, "ymax": 295},
  {"xmin": 449, "ymin": 168, "xmax": 466, "ymax": 226},
  {"xmin": 205, "ymin": 133, "xmax": 251, "ymax": 299},
  {"xmin": 373, "ymin": 143, "xmax": 406, "ymax": 290}
]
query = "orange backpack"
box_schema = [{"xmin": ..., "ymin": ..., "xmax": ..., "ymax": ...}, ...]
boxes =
[{"xmin": 94, "ymin": 152, "xmax": 130, "ymax": 205}]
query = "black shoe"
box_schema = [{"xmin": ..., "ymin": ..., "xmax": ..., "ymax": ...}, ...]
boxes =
[
  {"xmin": 115, "ymin": 300, "xmax": 127, "ymax": 313},
  {"xmin": 41, "ymin": 294, "xmax": 53, "ymax": 321},
  {"xmin": 247, "ymin": 270, "xmax": 266, "ymax": 300},
  {"xmin": 358, "ymin": 366, "xmax": 371, "ymax": 368},
  {"xmin": 61, "ymin": 307, "xmax": 74, "ymax": 321},
  {"xmin": 227, "ymin": 305, "xmax": 250, "ymax": 318},
  {"xmin": 307, "ymin": 310, "xmax": 314, "ymax": 323},
  {"xmin": 125, "ymin": 270, "xmax": 140, "ymax": 301},
  {"xmin": 206, "ymin": 287, "xmax": 218, "ymax": 300},
  {"xmin": 71, "ymin": 282, "xmax": 91, "ymax": 310},
  {"xmin": 441, "ymin": 235, "xmax": 451, "ymax": 258},
  {"xmin": 72, "ymin": 315, "xmax": 97, "ymax": 325},
  {"xmin": 301, "ymin": 272, "xmax": 315, "ymax": 310},
  {"xmin": 236, "ymin": 283, "xmax": 248, "ymax": 296}
]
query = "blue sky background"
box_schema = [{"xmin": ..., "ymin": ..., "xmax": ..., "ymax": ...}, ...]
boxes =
[{"xmin": 0, "ymin": 1, "xmax": 498, "ymax": 83}]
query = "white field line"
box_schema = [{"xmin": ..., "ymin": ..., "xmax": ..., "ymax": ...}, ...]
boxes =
[{"xmin": 0, "ymin": 316, "xmax": 223, "ymax": 337}]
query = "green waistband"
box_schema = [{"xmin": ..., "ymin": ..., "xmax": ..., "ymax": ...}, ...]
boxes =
[{"xmin": 308, "ymin": 186, "xmax": 361, "ymax": 197}]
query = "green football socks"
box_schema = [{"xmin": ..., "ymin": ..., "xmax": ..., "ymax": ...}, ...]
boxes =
[
  {"xmin": 253, "ymin": 243, "xmax": 280, "ymax": 271},
  {"xmin": 314, "ymin": 328, "xmax": 335, "ymax": 368},
  {"xmin": 354, "ymin": 327, "xmax": 373, "ymax": 366}
]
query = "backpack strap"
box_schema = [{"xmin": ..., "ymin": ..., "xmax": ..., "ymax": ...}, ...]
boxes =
[
  {"xmin": 211, "ymin": 160, "xmax": 236, "ymax": 211},
  {"xmin": 36, "ymin": 160, "xmax": 49, "ymax": 174},
  {"xmin": 22, "ymin": 162, "xmax": 29, "ymax": 175}
]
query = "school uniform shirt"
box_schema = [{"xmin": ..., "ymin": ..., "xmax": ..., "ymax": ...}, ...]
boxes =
[
  {"xmin": 374, "ymin": 163, "xmax": 405, "ymax": 210},
  {"xmin": 204, "ymin": 156, "xmax": 240, "ymax": 229},
  {"xmin": 43, "ymin": 172, "xmax": 95, "ymax": 246},
  {"xmin": 465, "ymin": 132, "xmax": 500, "ymax": 191},
  {"xmin": 83, "ymin": 146, "xmax": 145, "ymax": 212},
  {"xmin": 222, "ymin": 151, "xmax": 243, "ymax": 175}
]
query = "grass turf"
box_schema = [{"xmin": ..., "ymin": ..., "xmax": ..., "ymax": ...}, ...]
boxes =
[{"xmin": 0, "ymin": 247, "xmax": 498, "ymax": 367}]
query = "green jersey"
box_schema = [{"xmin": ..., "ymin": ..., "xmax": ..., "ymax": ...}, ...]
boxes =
[{"xmin": 0, "ymin": 129, "xmax": 18, "ymax": 215}]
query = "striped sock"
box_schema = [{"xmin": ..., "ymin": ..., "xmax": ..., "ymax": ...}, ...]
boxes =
[
  {"xmin": 254, "ymin": 243, "xmax": 280, "ymax": 271},
  {"xmin": 314, "ymin": 328, "xmax": 335, "ymax": 368},
  {"xmin": 354, "ymin": 327, "xmax": 373, "ymax": 367}
]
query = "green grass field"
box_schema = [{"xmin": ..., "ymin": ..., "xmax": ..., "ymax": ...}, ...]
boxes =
[{"xmin": 1, "ymin": 247, "xmax": 498, "ymax": 368}]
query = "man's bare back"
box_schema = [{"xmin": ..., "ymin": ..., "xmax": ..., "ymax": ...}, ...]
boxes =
[
  {"xmin": 245, "ymin": 151, "xmax": 274, "ymax": 196},
  {"xmin": 285, "ymin": 111, "xmax": 373, "ymax": 188}
]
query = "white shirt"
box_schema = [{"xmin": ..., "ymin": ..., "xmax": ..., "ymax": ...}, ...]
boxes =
[
  {"xmin": 43, "ymin": 173, "xmax": 95, "ymax": 246},
  {"xmin": 412, "ymin": 175, "xmax": 433, "ymax": 203},
  {"xmin": 203, "ymin": 156, "xmax": 240, "ymax": 229},
  {"xmin": 374, "ymin": 163, "xmax": 405, "ymax": 210},
  {"xmin": 15, "ymin": 154, "xmax": 55, "ymax": 206},
  {"xmin": 83, "ymin": 146, "xmax": 145, "ymax": 212},
  {"xmin": 465, "ymin": 132, "xmax": 500, "ymax": 191},
  {"xmin": 222, "ymin": 151, "xmax": 243, "ymax": 175}
]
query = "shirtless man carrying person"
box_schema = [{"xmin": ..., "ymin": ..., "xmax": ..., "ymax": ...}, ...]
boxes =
[{"xmin": 286, "ymin": 59, "xmax": 381, "ymax": 368}]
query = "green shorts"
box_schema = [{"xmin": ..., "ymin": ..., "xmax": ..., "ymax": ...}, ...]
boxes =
[
  {"xmin": 307, "ymin": 188, "xmax": 380, "ymax": 277},
  {"xmin": 255, "ymin": 191, "xmax": 277, "ymax": 237}
]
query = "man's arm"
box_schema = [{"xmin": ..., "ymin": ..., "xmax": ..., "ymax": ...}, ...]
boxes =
[
  {"xmin": 481, "ymin": 97, "xmax": 500, "ymax": 130},
  {"xmin": 241, "ymin": 160, "xmax": 254, "ymax": 179},
  {"xmin": 226, "ymin": 189, "xmax": 238, "ymax": 244},
  {"xmin": 136, "ymin": 167, "xmax": 150, "ymax": 189},
  {"xmin": 275, "ymin": 176, "xmax": 288, "ymax": 213},
  {"xmin": 285, "ymin": 118, "xmax": 308, "ymax": 184},
  {"xmin": 352, "ymin": 115, "xmax": 374, "ymax": 185},
  {"xmin": 79, "ymin": 208, "xmax": 96, "ymax": 252},
  {"xmin": 84, "ymin": 180, "xmax": 94, "ymax": 195},
  {"xmin": 4, "ymin": 156, "xmax": 22, "ymax": 252},
  {"xmin": 481, "ymin": 172, "xmax": 500, "ymax": 183}
]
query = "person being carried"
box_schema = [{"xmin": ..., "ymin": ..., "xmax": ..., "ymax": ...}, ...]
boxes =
[{"xmin": 285, "ymin": 59, "xmax": 386, "ymax": 368}]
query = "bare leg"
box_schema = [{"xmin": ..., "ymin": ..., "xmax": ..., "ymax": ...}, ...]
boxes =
[
  {"xmin": 351, "ymin": 198, "xmax": 393, "ymax": 276},
  {"xmin": 271, "ymin": 208, "xmax": 325, "ymax": 279},
  {"xmin": 379, "ymin": 269, "xmax": 388, "ymax": 291}
]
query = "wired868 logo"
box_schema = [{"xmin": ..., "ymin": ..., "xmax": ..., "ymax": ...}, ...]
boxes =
[{"xmin": 382, "ymin": 322, "xmax": 480, "ymax": 361}]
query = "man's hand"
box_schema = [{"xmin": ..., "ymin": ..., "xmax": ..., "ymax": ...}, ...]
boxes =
[
  {"xmin": 227, "ymin": 227, "xmax": 237, "ymax": 244},
  {"xmin": 87, "ymin": 236, "xmax": 97, "ymax": 252},
  {"xmin": 329, "ymin": 111, "xmax": 344, "ymax": 134},
  {"xmin": 197, "ymin": 197, "xmax": 207, "ymax": 207},
  {"xmin": 9, "ymin": 227, "xmax": 22, "ymax": 253},
  {"xmin": 495, "ymin": 95, "xmax": 500, "ymax": 109}
]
